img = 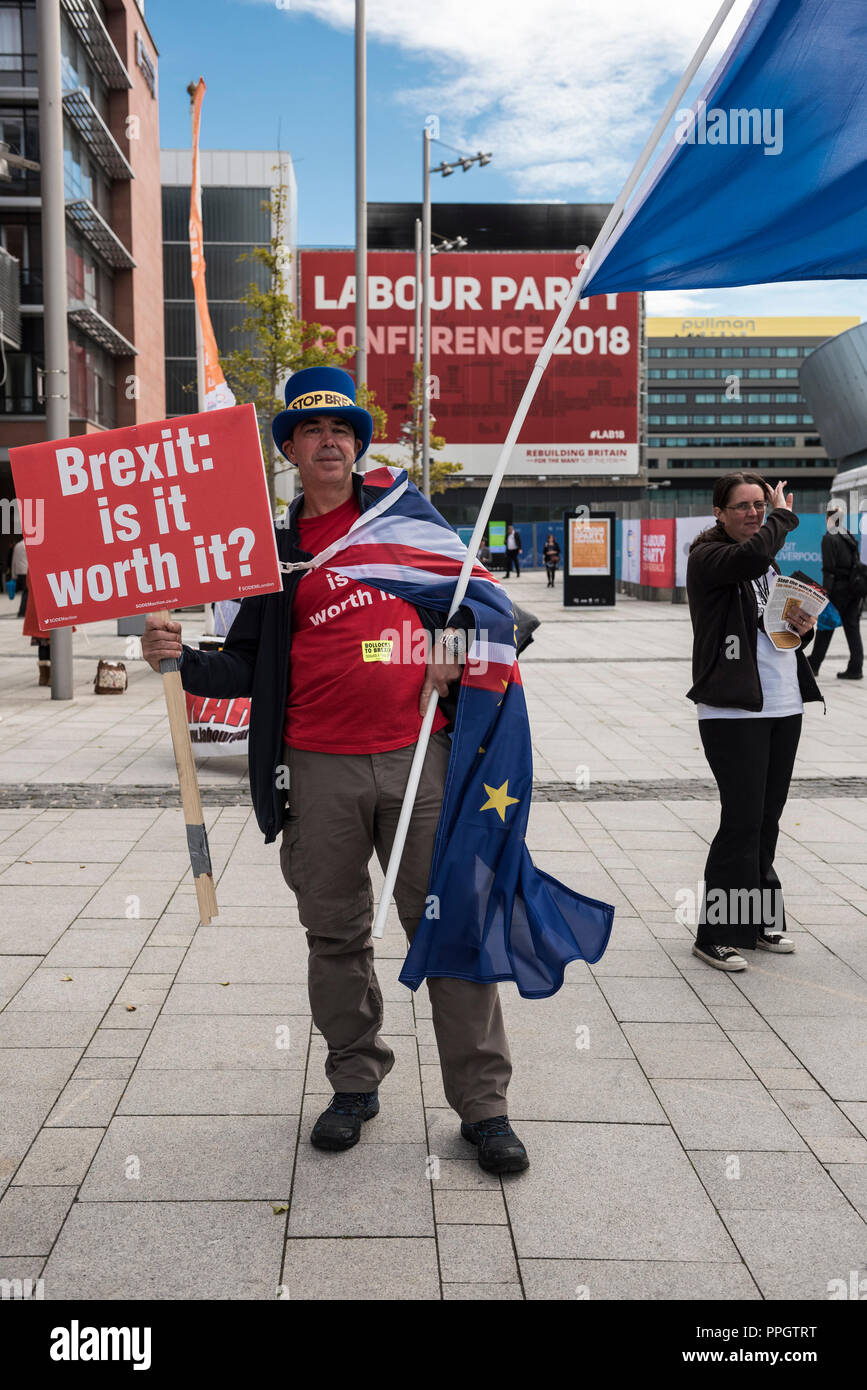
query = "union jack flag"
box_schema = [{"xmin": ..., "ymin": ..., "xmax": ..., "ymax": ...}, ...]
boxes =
[{"xmin": 288, "ymin": 466, "xmax": 614, "ymax": 999}]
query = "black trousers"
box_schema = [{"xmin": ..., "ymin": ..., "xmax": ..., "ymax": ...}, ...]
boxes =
[
  {"xmin": 697, "ymin": 714, "xmax": 802, "ymax": 949},
  {"xmin": 545, "ymin": 564, "xmax": 557, "ymax": 587},
  {"xmin": 809, "ymin": 594, "xmax": 863, "ymax": 675},
  {"xmin": 504, "ymin": 550, "xmax": 520, "ymax": 577},
  {"xmin": 15, "ymin": 575, "xmax": 27, "ymax": 617}
]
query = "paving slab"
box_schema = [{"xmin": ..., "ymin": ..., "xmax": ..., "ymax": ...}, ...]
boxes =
[
  {"xmin": 503, "ymin": 1122, "xmax": 739, "ymax": 1262},
  {"xmin": 0, "ymin": 1186, "xmax": 76, "ymax": 1256},
  {"xmin": 622, "ymin": 1023, "xmax": 754, "ymax": 1080},
  {"xmin": 688, "ymin": 1149, "xmax": 858, "ymax": 1212},
  {"xmin": 286, "ymin": 1142, "xmax": 434, "ymax": 1238},
  {"xmin": 78, "ymin": 1115, "xmax": 297, "ymax": 1201},
  {"xmin": 767, "ymin": 1016, "xmax": 867, "ymax": 1102},
  {"xmin": 41, "ymin": 1201, "xmax": 285, "ymax": 1300},
  {"xmin": 442, "ymin": 1283, "xmax": 523, "ymax": 1299},
  {"xmin": 118, "ymin": 1068, "xmax": 305, "ymax": 1116},
  {"xmin": 720, "ymin": 1208, "xmax": 867, "ymax": 1300},
  {"xmin": 12, "ymin": 1128, "xmax": 104, "ymax": 1186},
  {"xmin": 138, "ymin": 1014, "xmax": 309, "ymax": 1072},
  {"xmin": 280, "ymin": 1237, "xmax": 439, "ymax": 1300},
  {"xmin": 651, "ymin": 1079, "xmax": 808, "ymax": 1151},
  {"xmin": 520, "ymin": 1259, "xmax": 759, "ymax": 1300},
  {"xmin": 437, "ymin": 1224, "xmax": 519, "ymax": 1283}
]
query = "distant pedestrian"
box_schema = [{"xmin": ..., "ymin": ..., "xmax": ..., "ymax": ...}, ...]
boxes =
[
  {"xmin": 11, "ymin": 537, "xmax": 27, "ymax": 617},
  {"xmin": 504, "ymin": 523, "xmax": 522, "ymax": 578},
  {"xmin": 686, "ymin": 472, "xmax": 822, "ymax": 972},
  {"xmin": 542, "ymin": 531, "xmax": 560, "ymax": 588},
  {"xmin": 807, "ymin": 501, "xmax": 864, "ymax": 681}
]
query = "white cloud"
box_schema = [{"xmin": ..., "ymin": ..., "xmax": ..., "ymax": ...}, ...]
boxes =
[{"xmin": 272, "ymin": 0, "xmax": 753, "ymax": 197}]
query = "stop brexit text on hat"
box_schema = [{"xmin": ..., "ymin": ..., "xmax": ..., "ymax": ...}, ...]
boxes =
[{"xmin": 10, "ymin": 403, "xmax": 282, "ymax": 627}]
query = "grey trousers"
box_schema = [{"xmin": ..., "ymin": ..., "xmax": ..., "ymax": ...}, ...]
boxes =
[{"xmin": 279, "ymin": 730, "xmax": 512, "ymax": 1122}]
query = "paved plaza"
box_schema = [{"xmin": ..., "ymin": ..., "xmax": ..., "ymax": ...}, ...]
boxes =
[{"xmin": 1, "ymin": 572, "xmax": 866, "ymax": 1301}]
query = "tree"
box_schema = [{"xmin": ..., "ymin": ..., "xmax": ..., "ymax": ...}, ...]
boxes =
[
  {"xmin": 220, "ymin": 179, "xmax": 387, "ymax": 508},
  {"xmin": 369, "ymin": 362, "xmax": 463, "ymax": 495}
]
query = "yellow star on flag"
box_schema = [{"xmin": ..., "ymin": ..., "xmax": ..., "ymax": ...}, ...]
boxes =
[{"xmin": 480, "ymin": 780, "xmax": 520, "ymax": 823}]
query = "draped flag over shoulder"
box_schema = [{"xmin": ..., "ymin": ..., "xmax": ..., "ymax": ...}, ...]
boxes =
[
  {"xmin": 291, "ymin": 466, "xmax": 614, "ymax": 999},
  {"xmin": 581, "ymin": 0, "xmax": 867, "ymax": 299}
]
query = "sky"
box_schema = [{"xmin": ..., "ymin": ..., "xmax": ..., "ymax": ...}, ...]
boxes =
[{"xmin": 149, "ymin": 0, "xmax": 866, "ymax": 322}]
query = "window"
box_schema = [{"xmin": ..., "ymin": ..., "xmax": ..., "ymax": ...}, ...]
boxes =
[
  {"xmin": 773, "ymin": 393, "xmax": 801, "ymax": 402},
  {"xmin": 775, "ymin": 414, "xmax": 798, "ymax": 424},
  {"xmin": 774, "ymin": 369, "xmax": 799, "ymax": 378},
  {"xmin": 775, "ymin": 346, "xmax": 800, "ymax": 357},
  {"xmin": 0, "ymin": 1, "xmax": 38, "ymax": 86},
  {"xmin": 694, "ymin": 393, "xmax": 718, "ymax": 402},
  {"xmin": 1, "ymin": 211, "xmax": 42, "ymax": 302},
  {"xmin": 648, "ymin": 393, "xmax": 686, "ymax": 402},
  {"xmin": 163, "ymin": 242, "xmax": 270, "ymax": 301},
  {"xmin": 747, "ymin": 393, "xmax": 772, "ymax": 402},
  {"xmin": 719, "ymin": 347, "xmax": 744, "ymax": 358},
  {"xmin": 747, "ymin": 415, "xmax": 772, "ymax": 424},
  {"xmin": 68, "ymin": 327, "xmax": 116, "ymax": 429},
  {"xmin": 647, "ymin": 369, "xmax": 662, "ymax": 378},
  {"xmin": 0, "ymin": 104, "xmax": 39, "ymax": 192},
  {"xmin": 664, "ymin": 347, "xmax": 692, "ymax": 357},
  {"xmin": 664, "ymin": 369, "xmax": 690, "ymax": 378},
  {"xmin": 746, "ymin": 346, "xmax": 773, "ymax": 357},
  {"xmin": 692, "ymin": 414, "xmax": 716, "ymax": 424},
  {"xmin": 746, "ymin": 369, "xmax": 772, "ymax": 378}
]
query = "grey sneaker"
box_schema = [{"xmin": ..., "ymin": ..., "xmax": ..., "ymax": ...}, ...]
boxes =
[{"xmin": 692, "ymin": 942, "xmax": 747, "ymax": 971}]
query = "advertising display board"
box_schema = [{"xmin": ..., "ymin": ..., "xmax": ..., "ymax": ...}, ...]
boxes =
[
  {"xmin": 563, "ymin": 511, "xmax": 616, "ymax": 606},
  {"xmin": 640, "ymin": 518, "xmax": 676, "ymax": 588},
  {"xmin": 300, "ymin": 250, "xmax": 640, "ymax": 477}
]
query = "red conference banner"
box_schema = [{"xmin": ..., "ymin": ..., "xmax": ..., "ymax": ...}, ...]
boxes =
[
  {"xmin": 640, "ymin": 518, "xmax": 676, "ymax": 587},
  {"xmin": 300, "ymin": 250, "xmax": 640, "ymax": 477},
  {"xmin": 9, "ymin": 403, "xmax": 281, "ymax": 628}
]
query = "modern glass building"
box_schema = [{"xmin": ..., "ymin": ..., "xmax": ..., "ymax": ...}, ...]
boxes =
[
  {"xmin": 0, "ymin": 0, "xmax": 165, "ymax": 522},
  {"xmin": 645, "ymin": 316, "xmax": 860, "ymax": 507},
  {"xmin": 160, "ymin": 148, "xmax": 297, "ymax": 417}
]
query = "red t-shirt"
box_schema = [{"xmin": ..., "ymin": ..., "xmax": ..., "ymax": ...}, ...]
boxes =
[{"xmin": 284, "ymin": 495, "xmax": 449, "ymax": 753}]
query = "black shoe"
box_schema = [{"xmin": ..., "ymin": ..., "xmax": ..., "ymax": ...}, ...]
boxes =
[
  {"xmin": 460, "ymin": 1115, "xmax": 529, "ymax": 1174},
  {"xmin": 836, "ymin": 669, "xmax": 863, "ymax": 680},
  {"xmin": 692, "ymin": 942, "xmax": 747, "ymax": 971},
  {"xmin": 310, "ymin": 1090, "xmax": 379, "ymax": 1151}
]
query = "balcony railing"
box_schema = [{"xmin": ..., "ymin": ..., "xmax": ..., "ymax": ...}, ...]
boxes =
[
  {"xmin": 0, "ymin": 247, "xmax": 22, "ymax": 349},
  {"xmin": 65, "ymin": 199, "xmax": 136, "ymax": 269},
  {"xmin": 68, "ymin": 302, "xmax": 136, "ymax": 358},
  {"xmin": 60, "ymin": 0, "xmax": 132, "ymax": 90},
  {"xmin": 62, "ymin": 88, "xmax": 133, "ymax": 181}
]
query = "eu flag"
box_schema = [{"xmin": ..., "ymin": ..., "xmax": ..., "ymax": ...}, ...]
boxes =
[{"xmin": 315, "ymin": 467, "xmax": 615, "ymax": 999}]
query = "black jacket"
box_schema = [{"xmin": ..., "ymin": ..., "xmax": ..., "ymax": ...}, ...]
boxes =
[
  {"xmin": 821, "ymin": 528, "xmax": 862, "ymax": 606},
  {"xmin": 685, "ymin": 508, "xmax": 822, "ymax": 711},
  {"xmin": 178, "ymin": 472, "xmax": 469, "ymax": 843}
]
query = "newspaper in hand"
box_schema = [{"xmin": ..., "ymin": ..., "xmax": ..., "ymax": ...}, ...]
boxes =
[{"xmin": 763, "ymin": 574, "xmax": 829, "ymax": 649}]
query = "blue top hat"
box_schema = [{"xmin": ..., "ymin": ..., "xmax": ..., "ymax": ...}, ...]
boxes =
[{"xmin": 272, "ymin": 366, "xmax": 373, "ymax": 461}]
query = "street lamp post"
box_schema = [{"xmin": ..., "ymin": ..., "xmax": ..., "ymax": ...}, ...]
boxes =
[
  {"xmin": 421, "ymin": 129, "xmax": 432, "ymax": 498},
  {"xmin": 419, "ymin": 138, "xmax": 491, "ymax": 498},
  {"xmin": 354, "ymin": 0, "xmax": 367, "ymax": 400},
  {"xmin": 37, "ymin": 0, "xmax": 72, "ymax": 699}
]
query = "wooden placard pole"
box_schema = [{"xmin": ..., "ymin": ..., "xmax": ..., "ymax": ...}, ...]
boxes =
[{"xmin": 155, "ymin": 608, "xmax": 218, "ymax": 925}]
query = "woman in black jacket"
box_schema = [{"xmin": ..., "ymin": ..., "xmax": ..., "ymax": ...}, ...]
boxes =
[{"xmin": 686, "ymin": 472, "xmax": 823, "ymax": 971}]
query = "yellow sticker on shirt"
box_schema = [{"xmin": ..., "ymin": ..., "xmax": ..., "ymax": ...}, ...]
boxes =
[{"xmin": 362, "ymin": 639, "xmax": 393, "ymax": 663}]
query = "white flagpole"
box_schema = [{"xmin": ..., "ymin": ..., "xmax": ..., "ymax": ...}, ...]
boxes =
[{"xmin": 372, "ymin": 0, "xmax": 739, "ymax": 939}]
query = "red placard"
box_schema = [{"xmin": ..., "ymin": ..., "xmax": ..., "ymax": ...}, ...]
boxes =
[
  {"xmin": 9, "ymin": 404, "xmax": 282, "ymax": 628},
  {"xmin": 300, "ymin": 250, "xmax": 640, "ymax": 476},
  {"xmin": 640, "ymin": 519, "xmax": 676, "ymax": 587}
]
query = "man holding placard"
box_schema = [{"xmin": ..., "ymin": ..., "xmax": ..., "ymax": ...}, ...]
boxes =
[{"xmin": 141, "ymin": 368, "xmax": 528, "ymax": 1174}]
